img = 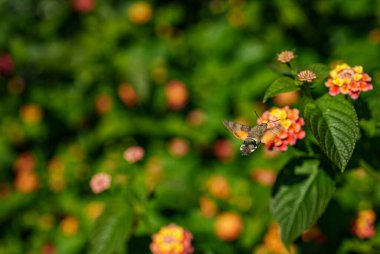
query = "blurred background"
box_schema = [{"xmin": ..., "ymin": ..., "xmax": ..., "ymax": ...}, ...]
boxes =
[{"xmin": 1, "ymin": 0, "xmax": 380, "ymax": 253}]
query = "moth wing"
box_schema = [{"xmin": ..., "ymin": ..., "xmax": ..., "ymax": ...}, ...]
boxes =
[
  {"xmin": 261, "ymin": 123, "xmax": 282, "ymax": 144},
  {"xmin": 223, "ymin": 120, "xmax": 251, "ymax": 140}
]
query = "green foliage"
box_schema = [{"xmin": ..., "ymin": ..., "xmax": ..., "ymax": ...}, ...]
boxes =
[
  {"xmin": 303, "ymin": 94, "xmax": 359, "ymax": 171},
  {"xmin": 263, "ymin": 77, "xmax": 300, "ymax": 102},
  {"xmin": 271, "ymin": 160, "xmax": 335, "ymax": 245},
  {"xmin": 1, "ymin": 0, "xmax": 380, "ymax": 253},
  {"xmin": 90, "ymin": 199, "xmax": 133, "ymax": 254}
]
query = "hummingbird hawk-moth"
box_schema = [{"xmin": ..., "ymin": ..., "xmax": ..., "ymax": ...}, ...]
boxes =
[{"xmin": 223, "ymin": 118, "xmax": 281, "ymax": 156}]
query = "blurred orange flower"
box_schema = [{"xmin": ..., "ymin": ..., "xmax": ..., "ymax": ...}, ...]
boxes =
[
  {"xmin": 150, "ymin": 224, "xmax": 194, "ymax": 254},
  {"xmin": 20, "ymin": 104, "xmax": 43, "ymax": 124},
  {"xmin": 86, "ymin": 201, "xmax": 105, "ymax": 220},
  {"xmin": 14, "ymin": 170, "xmax": 39, "ymax": 193},
  {"xmin": 118, "ymin": 83, "xmax": 138, "ymax": 107},
  {"xmin": 206, "ymin": 175, "xmax": 230, "ymax": 200},
  {"xmin": 165, "ymin": 80, "xmax": 188, "ymax": 110},
  {"xmin": 95, "ymin": 93, "xmax": 113, "ymax": 115},
  {"xmin": 251, "ymin": 168, "xmax": 277, "ymax": 187},
  {"xmin": 60, "ymin": 216, "xmax": 79, "ymax": 236},
  {"xmin": 214, "ymin": 212, "xmax": 243, "ymax": 241},
  {"xmin": 352, "ymin": 209, "xmax": 376, "ymax": 239},
  {"xmin": 199, "ymin": 196, "xmax": 218, "ymax": 218},
  {"xmin": 128, "ymin": 2, "xmax": 153, "ymax": 25},
  {"xmin": 273, "ymin": 91, "xmax": 300, "ymax": 106}
]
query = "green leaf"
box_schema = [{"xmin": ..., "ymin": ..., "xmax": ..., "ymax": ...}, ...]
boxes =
[
  {"xmin": 303, "ymin": 94, "xmax": 359, "ymax": 171},
  {"xmin": 306, "ymin": 63, "xmax": 330, "ymax": 82},
  {"xmin": 270, "ymin": 160, "xmax": 335, "ymax": 246},
  {"xmin": 263, "ymin": 77, "xmax": 299, "ymax": 102},
  {"xmin": 90, "ymin": 199, "xmax": 133, "ymax": 254}
]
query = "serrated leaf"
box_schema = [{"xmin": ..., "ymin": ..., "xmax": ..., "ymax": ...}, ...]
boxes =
[
  {"xmin": 263, "ymin": 77, "xmax": 299, "ymax": 102},
  {"xmin": 90, "ymin": 199, "xmax": 133, "ymax": 254},
  {"xmin": 303, "ymin": 94, "xmax": 359, "ymax": 171},
  {"xmin": 270, "ymin": 160, "xmax": 335, "ymax": 246}
]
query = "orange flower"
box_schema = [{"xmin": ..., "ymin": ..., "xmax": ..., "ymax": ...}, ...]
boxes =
[
  {"xmin": 20, "ymin": 104, "xmax": 43, "ymax": 124},
  {"xmin": 150, "ymin": 224, "xmax": 193, "ymax": 254},
  {"xmin": 214, "ymin": 212, "xmax": 243, "ymax": 241},
  {"xmin": 258, "ymin": 106, "xmax": 305, "ymax": 151},
  {"xmin": 128, "ymin": 2, "xmax": 153, "ymax": 25},
  {"xmin": 118, "ymin": 83, "xmax": 138, "ymax": 107},
  {"xmin": 206, "ymin": 175, "xmax": 230, "ymax": 200},
  {"xmin": 259, "ymin": 223, "xmax": 296, "ymax": 254},
  {"xmin": 60, "ymin": 216, "xmax": 79, "ymax": 236},
  {"xmin": 95, "ymin": 93, "xmax": 113, "ymax": 115},
  {"xmin": 199, "ymin": 196, "xmax": 218, "ymax": 218},
  {"xmin": 325, "ymin": 63, "xmax": 373, "ymax": 99},
  {"xmin": 251, "ymin": 168, "xmax": 277, "ymax": 187},
  {"xmin": 165, "ymin": 80, "xmax": 188, "ymax": 110},
  {"xmin": 352, "ymin": 209, "xmax": 376, "ymax": 239}
]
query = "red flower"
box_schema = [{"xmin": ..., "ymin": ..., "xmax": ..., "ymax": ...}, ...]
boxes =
[
  {"xmin": 325, "ymin": 64, "xmax": 373, "ymax": 100},
  {"xmin": 0, "ymin": 53, "xmax": 14, "ymax": 76},
  {"xmin": 72, "ymin": 0, "xmax": 95, "ymax": 13}
]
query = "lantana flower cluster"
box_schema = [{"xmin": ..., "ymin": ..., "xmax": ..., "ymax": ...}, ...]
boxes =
[
  {"xmin": 258, "ymin": 106, "xmax": 305, "ymax": 151},
  {"xmin": 150, "ymin": 224, "xmax": 194, "ymax": 254},
  {"xmin": 325, "ymin": 63, "xmax": 373, "ymax": 100},
  {"xmin": 352, "ymin": 210, "xmax": 376, "ymax": 239}
]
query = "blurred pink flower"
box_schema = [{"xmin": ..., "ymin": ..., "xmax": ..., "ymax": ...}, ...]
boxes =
[
  {"xmin": 72, "ymin": 0, "xmax": 95, "ymax": 13},
  {"xmin": 168, "ymin": 138, "xmax": 189, "ymax": 157},
  {"xmin": 0, "ymin": 53, "xmax": 14, "ymax": 76},
  {"xmin": 150, "ymin": 224, "xmax": 194, "ymax": 254},
  {"xmin": 213, "ymin": 139, "xmax": 234, "ymax": 161},
  {"xmin": 90, "ymin": 172, "xmax": 111, "ymax": 193},
  {"xmin": 123, "ymin": 146, "xmax": 145, "ymax": 163}
]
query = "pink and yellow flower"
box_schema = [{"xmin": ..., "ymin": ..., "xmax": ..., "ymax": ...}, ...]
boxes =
[
  {"xmin": 150, "ymin": 224, "xmax": 194, "ymax": 254},
  {"xmin": 258, "ymin": 106, "xmax": 305, "ymax": 151},
  {"xmin": 325, "ymin": 63, "xmax": 373, "ymax": 100},
  {"xmin": 352, "ymin": 209, "xmax": 376, "ymax": 239}
]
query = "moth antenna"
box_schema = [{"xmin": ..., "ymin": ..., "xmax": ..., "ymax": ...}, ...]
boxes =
[{"xmin": 254, "ymin": 111, "xmax": 261, "ymax": 120}]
